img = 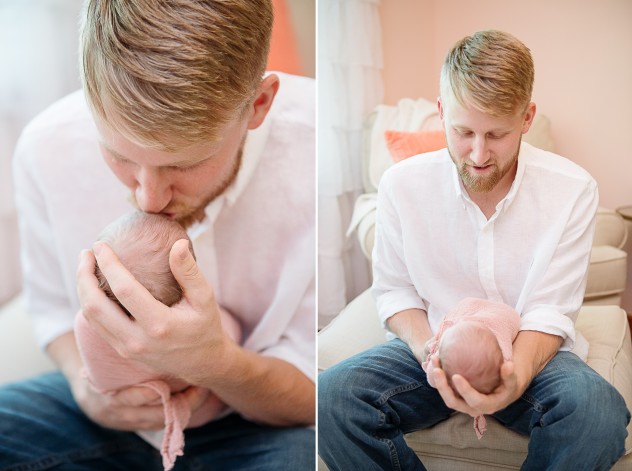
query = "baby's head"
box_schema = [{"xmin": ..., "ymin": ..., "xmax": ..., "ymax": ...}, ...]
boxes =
[
  {"xmin": 94, "ymin": 212, "xmax": 193, "ymax": 314},
  {"xmin": 438, "ymin": 320, "xmax": 503, "ymax": 394}
]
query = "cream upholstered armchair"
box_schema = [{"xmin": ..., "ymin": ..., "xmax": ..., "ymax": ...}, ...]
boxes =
[{"xmin": 318, "ymin": 98, "xmax": 632, "ymax": 470}]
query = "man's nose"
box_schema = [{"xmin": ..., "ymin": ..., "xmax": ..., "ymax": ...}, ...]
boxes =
[
  {"xmin": 134, "ymin": 167, "xmax": 171, "ymax": 213},
  {"xmin": 469, "ymin": 136, "xmax": 490, "ymax": 166}
]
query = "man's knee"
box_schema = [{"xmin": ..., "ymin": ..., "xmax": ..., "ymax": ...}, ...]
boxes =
[
  {"xmin": 583, "ymin": 379, "xmax": 630, "ymax": 439},
  {"xmin": 552, "ymin": 370, "xmax": 630, "ymax": 443},
  {"xmin": 318, "ymin": 362, "xmax": 358, "ymax": 427}
]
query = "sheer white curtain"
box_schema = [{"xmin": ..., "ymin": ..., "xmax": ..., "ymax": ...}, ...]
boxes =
[
  {"xmin": 0, "ymin": 0, "xmax": 84, "ymax": 305},
  {"xmin": 318, "ymin": 0, "xmax": 383, "ymax": 328}
]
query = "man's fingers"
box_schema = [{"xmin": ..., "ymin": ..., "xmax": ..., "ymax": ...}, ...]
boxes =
[
  {"xmin": 431, "ymin": 357, "xmax": 481, "ymax": 417},
  {"xmin": 76, "ymin": 249, "xmax": 100, "ymax": 299},
  {"xmin": 451, "ymin": 375, "xmax": 484, "ymax": 408},
  {"xmin": 77, "ymin": 248, "xmax": 137, "ymax": 346},
  {"xmin": 92, "ymin": 241, "xmax": 157, "ymax": 322},
  {"xmin": 114, "ymin": 386, "xmax": 162, "ymax": 407},
  {"xmin": 81, "ymin": 384, "xmax": 165, "ymax": 431},
  {"xmin": 169, "ymin": 239, "xmax": 215, "ymax": 307},
  {"xmin": 181, "ymin": 386, "xmax": 210, "ymax": 410},
  {"xmin": 182, "ymin": 387, "xmax": 227, "ymax": 428}
]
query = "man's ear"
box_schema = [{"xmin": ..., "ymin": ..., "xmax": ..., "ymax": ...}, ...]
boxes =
[
  {"xmin": 521, "ymin": 102, "xmax": 537, "ymax": 135},
  {"xmin": 437, "ymin": 96, "xmax": 445, "ymax": 121},
  {"xmin": 247, "ymin": 74, "xmax": 280, "ymax": 130}
]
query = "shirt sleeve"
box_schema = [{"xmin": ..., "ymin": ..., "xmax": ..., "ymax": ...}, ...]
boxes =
[
  {"xmin": 259, "ymin": 276, "xmax": 315, "ymax": 383},
  {"xmin": 371, "ymin": 169, "xmax": 427, "ymax": 328},
  {"xmin": 13, "ymin": 123, "xmax": 76, "ymax": 349},
  {"xmin": 519, "ymin": 179, "xmax": 599, "ymax": 350},
  {"xmin": 252, "ymin": 229, "xmax": 316, "ymax": 384}
]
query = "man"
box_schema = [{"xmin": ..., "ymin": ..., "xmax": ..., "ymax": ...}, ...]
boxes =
[
  {"xmin": 0, "ymin": 1, "xmax": 314, "ymax": 469},
  {"xmin": 319, "ymin": 30, "xmax": 629, "ymax": 470}
]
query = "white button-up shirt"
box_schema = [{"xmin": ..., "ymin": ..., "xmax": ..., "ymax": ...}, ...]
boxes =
[
  {"xmin": 372, "ymin": 142, "xmax": 598, "ymax": 351},
  {"xmin": 13, "ymin": 72, "xmax": 316, "ymax": 382}
]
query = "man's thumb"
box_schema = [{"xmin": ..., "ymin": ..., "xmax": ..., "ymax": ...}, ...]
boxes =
[{"xmin": 169, "ymin": 239, "xmax": 209, "ymax": 300}]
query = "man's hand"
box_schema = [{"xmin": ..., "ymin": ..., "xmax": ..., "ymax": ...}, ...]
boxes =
[
  {"xmin": 76, "ymin": 239, "xmax": 314, "ymax": 426},
  {"xmin": 76, "ymin": 239, "xmax": 232, "ymax": 384},
  {"xmin": 70, "ymin": 375, "xmax": 166, "ymax": 430},
  {"xmin": 430, "ymin": 356, "xmax": 520, "ymax": 417},
  {"xmin": 71, "ymin": 375, "xmax": 224, "ymax": 431},
  {"xmin": 430, "ymin": 329, "xmax": 563, "ymax": 417},
  {"xmin": 48, "ymin": 330, "xmax": 226, "ymax": 431}
]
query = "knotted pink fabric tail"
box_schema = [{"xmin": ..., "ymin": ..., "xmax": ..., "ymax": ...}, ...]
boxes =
[
  {"xmin": 473, "ymin": 414, "xmax": 487, "ymax": 440},
  {"xmin": 139, "ymin": 381, "xmax": 192, "ymax": 471}
]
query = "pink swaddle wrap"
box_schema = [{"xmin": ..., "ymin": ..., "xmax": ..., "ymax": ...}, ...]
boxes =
[
  {"xmin": 75, "ymin": 309, "xmax": 241, "ymax": 470},
  {"xmin": 422, "ymin": 298, "xmax": 521, "ymax": 439}
]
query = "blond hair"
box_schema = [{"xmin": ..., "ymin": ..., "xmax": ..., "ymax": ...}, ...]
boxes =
[
  {"xmin": 440, "ymin": 30, "xmax": 534, "ymax": 117},
  {"xmin": 95, "ymin": 212, "xmax": 193, "ymax": 314},
  {"xmin": 80, "ymin": 0, "xmax": 273, "ymax": 150}
]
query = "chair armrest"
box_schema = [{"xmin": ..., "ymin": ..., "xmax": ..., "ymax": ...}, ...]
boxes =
[
  {"xmin": 0, "ymin": 294, "xmax": 56, "ymax": 385},
  {"xmin": 319, "ymin": 288, "xmax": 385, "ymax": 371},
  {"xmin": 347, "ymin": 193, "xmax": 377, "ymax": 262},
  {"xmin": 585, "ymin": 246, "xmax": 627, "ymax": 304},
  {"xmin": 594, "ymin": 207, "xmax": 628, "ymax": 249}
]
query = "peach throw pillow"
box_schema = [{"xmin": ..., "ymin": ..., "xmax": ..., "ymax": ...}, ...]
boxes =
[{"xmin": 384, "ymin": 129, "xmax": 446, "ymax": 162}]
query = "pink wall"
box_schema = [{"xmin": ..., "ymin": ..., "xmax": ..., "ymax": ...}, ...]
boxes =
[
  {"xmin": 381, "ymin": 0, "xmax": 632, "ymax": 209},
  {"xmin": 380, "ymin": 0, "xmax": 632, "ymax": 309}
]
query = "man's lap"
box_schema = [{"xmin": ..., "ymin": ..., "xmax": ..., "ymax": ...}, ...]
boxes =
[
  {"xmin": 0, "ymin": 372, "xmax": 314, "ymax": 471},
  {"xmin": 320, "ymin": 338, "xmax": 623, "ymax": 436}
]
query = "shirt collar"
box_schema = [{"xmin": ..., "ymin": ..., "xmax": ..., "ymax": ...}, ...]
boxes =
[
  {"xmin": 188, "ymin": 112, "xmax": 272, "ymax": 237},
  {"xmin": 222, "ymin": 113, "xmax": 272, "ymax": 207}
]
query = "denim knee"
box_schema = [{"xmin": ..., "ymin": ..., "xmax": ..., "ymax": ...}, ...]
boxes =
[
  {"xmin": 568, "ymin": 375, "xmax": 630, "ymax": 445},
  {"xmin": 527, "ymin": 357, "xmax": 631, "ymax": 469},
  {"xmin": 318, "ymin": 362, "xmax": 365, "ymax": 432},
  {"xmin": 544, "ymin": 369, "xmax": 630, "ymax": 440}
]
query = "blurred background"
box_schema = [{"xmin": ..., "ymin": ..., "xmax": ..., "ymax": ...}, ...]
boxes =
[{"xmin": 0, "ymin": 0, "xmax": 84, "ymax": 306}]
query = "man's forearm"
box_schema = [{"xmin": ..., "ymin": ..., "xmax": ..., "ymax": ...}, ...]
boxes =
[
  {"xmin": 46, "ymin": 330, "xmax": 84, "ymax": 383},
  {"xmin": 386, "ymin": 308, "xmax": 433, "ymax": 362},
  {"xmin": 511, "ymin": 330, "xmax": 563, "ymax": 398},
  {"xmin": 194, "ymin": 343, "xmax": 314, "ymax": 427}
]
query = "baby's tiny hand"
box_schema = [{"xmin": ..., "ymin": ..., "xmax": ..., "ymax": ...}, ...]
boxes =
[{"xmin": 421, "ymin": 338, "xmax": 433, "ymax": 363}]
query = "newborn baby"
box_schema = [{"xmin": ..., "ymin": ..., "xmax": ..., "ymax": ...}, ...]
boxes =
[
  {"xmin": 74, "ymin": 211, "xmax": 241, "ymax": 470},
  {"xmin": 439, "ymin": 321, "xmax": 504, "ymax": 395},
  {"xmin": 422, "ymin": 298, "xmax": 521, "ymax": 439}
]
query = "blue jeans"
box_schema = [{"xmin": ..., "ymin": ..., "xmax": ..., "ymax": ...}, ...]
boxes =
[
  {"xmin": 318, "ymin": 339, "xmax": 630, "ymax": 471},
  {"xmin": 0, "ymin": 372, "xmax": 314, "ymax": 470}
]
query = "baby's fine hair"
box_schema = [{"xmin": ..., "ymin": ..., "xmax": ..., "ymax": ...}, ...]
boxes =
[
  {"xmin": 438, "ymin": 321, "xmax": 503, "ymax": 394},
  {"xmin": 95, "ymin": 212, "xmax": 193, "ymax": 313}
]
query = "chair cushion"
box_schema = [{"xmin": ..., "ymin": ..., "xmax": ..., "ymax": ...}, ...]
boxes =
[{"xmin": 384, "ymin": 129, "xmax": 446, "ymax": 162}]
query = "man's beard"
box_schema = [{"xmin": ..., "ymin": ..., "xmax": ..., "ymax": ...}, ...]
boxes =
[
  {"xmin": 449, "ymin": 142, "xmax": 520, "ymax": 193},
  {"xmin": 129, "ymin": 143, "xmax": 244, "ymax": 229}
]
